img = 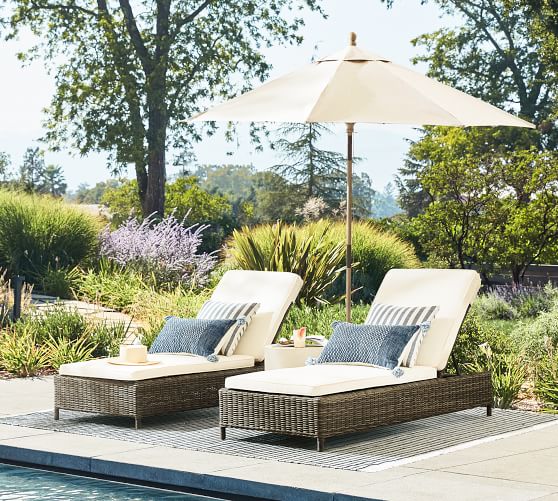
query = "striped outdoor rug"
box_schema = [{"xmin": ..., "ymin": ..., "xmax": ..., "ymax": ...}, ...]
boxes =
[{"xmin": 1, "ymin": 408, "xmax": 556, "ymax": 472}]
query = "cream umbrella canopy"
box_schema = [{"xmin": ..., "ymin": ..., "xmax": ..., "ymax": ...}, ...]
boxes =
[{"xmin": 190, "ymin": 32, "xmax": 534, "ymax": 321}]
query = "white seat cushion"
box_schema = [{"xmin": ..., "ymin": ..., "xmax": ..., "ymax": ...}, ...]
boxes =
[
  {"xmin": 210, "ymin": 270, "xmax": 303, "ymax": 362},
  {"xmin": 59, "ymin": 354, "xmax": 255, "ymax": 381},
  {"xmin": 225, "ymin": 364, "xmax": 437, "ymax": 397},
  {"xmin": 371, "ymin": 269, "xmax": 481, "ymax": 370}
]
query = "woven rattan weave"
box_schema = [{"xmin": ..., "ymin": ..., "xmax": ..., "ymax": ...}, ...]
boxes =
[
  {"xmin": 55, "ymin": 364, "xmax": 263, "ymax": 429},
  {"xmin": 219, "ymin": 371, "xmax": 492, "ymax": 451}
]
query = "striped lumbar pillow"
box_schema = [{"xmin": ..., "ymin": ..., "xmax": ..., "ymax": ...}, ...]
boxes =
[
  {"xmin": 197, "ymin": 301, "xmax": 260, "ymax": 357},
  {"xmin": 365, "ymin": 304, "xmax": 439, "ymax": 367}
]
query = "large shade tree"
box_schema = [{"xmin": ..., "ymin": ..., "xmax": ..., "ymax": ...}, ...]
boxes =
[{"xmin": 3, "ymin": 0, "xmax": 322, "ymax": 216}]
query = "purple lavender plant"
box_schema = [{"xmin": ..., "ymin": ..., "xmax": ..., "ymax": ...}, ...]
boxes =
[{"xmin": 100, "ymin": 213, "xmax": 216, "ymax": 287}]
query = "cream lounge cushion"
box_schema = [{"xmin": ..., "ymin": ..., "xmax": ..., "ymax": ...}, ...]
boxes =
[
  {"xmin": 371, "ymin": 269, "xmax": 481, "ymax": 371},
  {"xmin": 209, "ymin": 270, "xmax": 303, "ymax": 362},
  {"xmin": 225, "ymin": 364, "xmax": 437, "ymax": 397},
  {"xmin": 59, "ymin": 354, "xmax": 255, "ymax": 381}
]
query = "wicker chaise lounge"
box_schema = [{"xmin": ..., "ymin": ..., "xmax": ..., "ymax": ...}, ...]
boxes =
[
  {"xmin": 220, "ymin": 269, "xmax": 493, "ymax": 451},
  {"xmin": 54, "ymin": 270, "xmax": 303, "ymax": 428}
]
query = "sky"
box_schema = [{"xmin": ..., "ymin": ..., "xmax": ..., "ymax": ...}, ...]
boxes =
[{"xmin": 0, "ymin": 1, "xmax": 455, "ymax": 193}]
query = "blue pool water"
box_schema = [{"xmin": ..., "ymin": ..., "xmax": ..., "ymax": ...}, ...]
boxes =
[{"xmin": 0, "ymin": 464, "xmax": 220, "ymax": 500}]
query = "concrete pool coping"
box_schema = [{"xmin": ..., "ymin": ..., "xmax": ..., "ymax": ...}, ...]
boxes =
[{"xmin": 2, "ymin": 376, "xmax": 558, "ymax": 500}]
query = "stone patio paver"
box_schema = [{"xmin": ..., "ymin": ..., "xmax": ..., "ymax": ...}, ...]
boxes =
[
  {"xmin": 0, "ymin": 424, "xmax": 52, "ymax": 441},
  {"xmin": 0, "ymin": 377, "xmax": 53, "ymax": 416},
  {"xmin": 342, "ymin": 470, "xmax": 558, "ymax": 501},
  {"xmin": 443, "ymin": 449, "xmax": 558, "ymax": 487},
  {"xmin": 209, "ymin": 461, "xmax": 428, "ymax": 492}
]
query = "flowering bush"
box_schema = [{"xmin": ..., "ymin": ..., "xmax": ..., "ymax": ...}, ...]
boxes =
[{"xmin": 100, "ymin": 214, "xmax": 216, "ymax": 288}]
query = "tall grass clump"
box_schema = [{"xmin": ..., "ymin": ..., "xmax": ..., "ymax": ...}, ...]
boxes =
[
  {"xmin": 0, "ymin": 191, "xmax": 99, "ymax": 285},
  {"xmin": 228, "ymin": 221, "xmax": 345, "ymax": 305},
  {"xmin": 228, "ymin": 220, "xmax": 419, "ymax": 304},
  {"xmin": 0, "ymin": 305, "xmax": 133, "ymax": 376},
  {"xmin": 311, "ymin": 220, "xmax": 420, "ymax": 302}
]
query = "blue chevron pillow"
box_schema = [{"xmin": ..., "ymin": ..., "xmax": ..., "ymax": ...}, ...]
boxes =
[
  {"xmin": 148, "ymin": 317, "xmax": 237, "ymax": 361},
  {"xmin": 317, "ymin": 322, "xmax": 420, "ymax": 370}
]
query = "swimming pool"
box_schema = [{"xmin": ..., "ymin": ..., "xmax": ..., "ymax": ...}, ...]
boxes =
[{"xmin": 0, "ymin": 464, "xmax": 220, "ymax": 500}]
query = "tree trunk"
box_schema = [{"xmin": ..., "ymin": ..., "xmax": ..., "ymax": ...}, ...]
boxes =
[
  {"xmin": 135, "ymin": 162, "xmax": 148, "ymax": 215},
  {"xmin": 143, "ymin": 147, "xmax": 166, "ymax": 217},
  {"xmin": 142, "ymin": 69, "xmax": 168, "ymax": 218},
  {"xmin": 511, "ymin": 264, "xmax": 523, "ymax": 286}
]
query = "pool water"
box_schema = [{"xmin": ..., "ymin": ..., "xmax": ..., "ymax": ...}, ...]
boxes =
[{"xmin": 0, "ymin": 464, "xmax": 220, "ymax": 500}]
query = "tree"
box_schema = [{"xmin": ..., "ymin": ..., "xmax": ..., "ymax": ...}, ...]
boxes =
[
  {"xmin": 19, "ymin": 147, "xmax": 46, "ymax": 192},
  {"xmin": 252, "ymin": 171, "xmax": 301, "ymax": 223},
  {"xmin": 74, "ymin": 179, "xmax": 122, "ymax": 204},
  {"xmin": 0, "ymin": 153, "xmax": 10, "ymax": 182},
  {"xmin": 273, "ymin": 123, "xmax": 346, "ymax": 209},
  {"xmin": 353, "ymin": 171, "xmax": 376, "ymax": 219},
  {"xmin": 412, "ymin": 128, "xmax": 558, "ymax": 283},
  {"xmin": 4, "ymin": 1, "xmax": 323, "ymax": 217},
  {"xmin": 101, "ymin": 176, "xmax": 236, "ymax": 251},
  {"xmin": 196, "ymin": 164, "xmax": 256, "ymax": 203},
  {"xmin": 370, "ymin": 182, "xmax": 402, "ymax": 219},
  {"xmin": 38, "ymin": 165, "xmax": 67, "ymax": 196},
  {"xmin": 393, "ymin": 0, "xmax": 558, "ymax": 223}
]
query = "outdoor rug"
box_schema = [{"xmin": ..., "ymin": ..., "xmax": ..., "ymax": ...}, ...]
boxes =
[{"xmin": 1, "ymin": 408, "xmax": 557, "ymax": 472}]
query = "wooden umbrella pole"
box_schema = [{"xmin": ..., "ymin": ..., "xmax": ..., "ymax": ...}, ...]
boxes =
[{"xmin": 345, "ymin": 122, "xmax": 354, "ymax": 322}]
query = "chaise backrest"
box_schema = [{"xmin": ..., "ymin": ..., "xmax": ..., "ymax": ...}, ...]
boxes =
[
  {"xmin": 371, "ymin": 269, "xmax": 481, "ymax": 371},
  {"xmin": 210, "ymin": 270, "xmax": 303, "ymax": 362}
]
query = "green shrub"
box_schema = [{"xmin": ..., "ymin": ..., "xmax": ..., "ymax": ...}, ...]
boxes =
[
  {"xmin": 38, "ymin": 266, "xmax": 80, "ymax": 299},
  {"xmin": 535, "ymin": 346, "xmax": 558, "ymax": 411},
  {"xmin": 448, "ymin": 310, "xmax": 512, "ymax": 374},
  {"xmin": 464, "ymin": 344, "xmax": 527, "ymax": 409},
  {"xmin": 16, "ymin": 304, "xmax": 89, "ymax": 344},
  {"xmin": 44, "ymin": 333, "xmax": 97, "ymax": 369},
  {"xmin": 88, "ymin": 320, "xmax": 133, "ymax": 358},
  {"xmin": 278, "ymin": 303, "xmax": 369, "ymax": 340},
  {"xmin": 75, "ymin": 259, "xmax": 151, "ymax": 311},
  {"xmin": 510, "ymin": 307, "xmax": 558, "ymax": 362},
  {"xmin": 0, "ymin": 191, "xmax": 99, "ymax": 283},
  {"xmin": 473, "ymin": 294, "xmax": 517, "ymax": 321},
  {"xmin": 227, "ymin": 220, "xmax": 418, "ymax": 304},
  {"xmin": 0, "ymin": 327, "xmax": 49, "ymax": 377},
  {"xmin": 228, "ymin": 222, "xmax": 345, "ymax": 305},
  {"xmin": 0, "ymin": 306, "xmax": 135, "ymax": 375},
  {"xmin": 320, "ymin": 220, "xmax": 419, "ymax": 303}
]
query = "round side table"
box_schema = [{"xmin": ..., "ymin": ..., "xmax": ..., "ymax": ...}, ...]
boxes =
[{"xmin": 264, "ymin": 344, "xmax": 324, "ymax": 370}]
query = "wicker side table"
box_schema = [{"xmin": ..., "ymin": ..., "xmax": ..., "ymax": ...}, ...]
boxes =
[{"xmin": 264, "ymin": 344, "xmax": 324, "ymax": 370}]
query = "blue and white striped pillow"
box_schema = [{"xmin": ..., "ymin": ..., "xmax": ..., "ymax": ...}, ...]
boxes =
[
  {"xmin": 197, "ymin": 301, "xmax": 260, "ymax": 357},
  {"xmin": 365, "ymin": 304, "xmax": 439, "ymax": 367}
]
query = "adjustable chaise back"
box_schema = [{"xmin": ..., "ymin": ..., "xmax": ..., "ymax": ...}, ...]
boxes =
[
  {"xmin": 371, "ymin": 268, "xmax": 481, "ymax": 371},
  {"xmin": 209, "ymin": 270, "xmax": 304, "ymax": 362}
]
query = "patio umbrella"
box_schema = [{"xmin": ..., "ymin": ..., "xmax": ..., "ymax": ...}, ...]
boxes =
[{"xmin": 190, "ymin": 32, "xmax": 534, "ymax": 321}]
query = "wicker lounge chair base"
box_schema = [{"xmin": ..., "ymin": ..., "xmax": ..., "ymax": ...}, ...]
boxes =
[
  {"xmin": 219, "ymin": 371, "xmax": 492, "ymax": 451},
  {"xmin": 55, "ymin": 364, "xmax": 263, "ymax": 429}
]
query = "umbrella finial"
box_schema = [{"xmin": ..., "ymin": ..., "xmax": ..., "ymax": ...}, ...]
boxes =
[{"xmin": 349, "ymin": 32, "xmax": 357, "ymax": 46}]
